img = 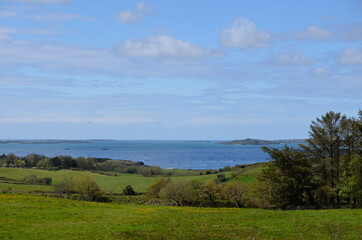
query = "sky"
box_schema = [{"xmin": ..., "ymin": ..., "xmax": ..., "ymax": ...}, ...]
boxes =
[{"xmin": 0, "ymin": 0, "xmax": 361, "ymax": 140}]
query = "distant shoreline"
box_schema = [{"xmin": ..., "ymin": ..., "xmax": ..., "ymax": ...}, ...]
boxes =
[
  {"xmin": 0, "ymin": 140, "xmax": 90, "ymax": 144},
  {"xmin": 220, "ymin": 138, "xmax": 306, "ymax": 145}
]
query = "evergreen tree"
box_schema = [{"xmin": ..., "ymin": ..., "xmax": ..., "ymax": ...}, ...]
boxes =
[
  {"xmin": 254, "ymin": 146, "xmax": 315, "ymax": 209},
  {"xmin": 300, "ymin": 111, "xmax": 348, "ymax": 205}
]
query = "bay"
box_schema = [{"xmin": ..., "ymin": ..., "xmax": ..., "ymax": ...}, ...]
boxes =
[{"xmin": 0, "ymin": 140, "xmax": 294, "ymax": 169}]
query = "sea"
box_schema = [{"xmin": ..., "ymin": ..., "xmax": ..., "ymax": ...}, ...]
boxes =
[{"xmin": 0, "ymin": 140, "xmax": 294, "ymax": 170}]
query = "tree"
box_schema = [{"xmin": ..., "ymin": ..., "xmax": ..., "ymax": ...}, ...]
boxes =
[
  {"xmin": 160, "ymin": 181, "xmax": 191, "ymax": 206},
  {"xmin": 338, "ymin": 154, "xmax": 362, "ymax": 207},
  {"xmin": 54, "ymin": 177, "xmax": 73, "ymax": 198},
  {"xmin": 146, "ymin": 179, "xmax": 170, "ymax": 198},
  {"xmin": 71, "ymin": 176, "xmax": 105, "ymax": 201},
  {"xmin": 36, "ymin": 158, "xmax": 51, "ymax": 169},
  {"xmin": 123, "ymin": 185, "xmax": 136, "ymax": 195},
  {"xmin": 254, "ymin": 146, "xmax": 315, "ymax": 209},
  {"xmin": 223, "ymin": 182, "xmax": 248, "ymax": 207},
  {"xmin": 300, "ymin": 111, "xmax": 348, "ymax": 205},
  {"xmin": 200, "ymin": 182, "xmax": 222, "ymax": 207},
  {"xmin": 217, "ymin": 173, "xmax": 226, "ymax": 182},
  {"xmin": 160, "ymin": 181, "xmax": 202, "ymax": 206}
]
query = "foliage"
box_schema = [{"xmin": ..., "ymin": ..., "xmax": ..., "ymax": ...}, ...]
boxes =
[
  {"xmin": 22, "ymin": 175, "xmax": 52, "ymax": 185},
  {"xmin": 122, "ymin": 185, "xmax": 136, "ymax": 195},
  {"xmin": 299, "ymin": 110, "xmax": 362, "ymax": 206},
  {"xmin": 200, "ymin": 181, "xmax": 223, "ymax": 207},
  {"xmin": 54, "ymin": 176, "xmax": 107, "ymax": 202},
  {"xmin": 0, "ymin": 153, "xmax": 163, "ymax": 176},
  {"xmin": 146, "ymin": 179, "xmax": 170, "ymax": 198},
  {"xmin": 253, "ymin": 146, "xmax": 316, "ymax": 209},
  {"xmin": 254, "ymin": 110, "xmax": 361, "ymax": 209},
  {"xmin": 338, "ymin": 154, "xmax": 362, "ymax": 207},
  {"xmin": 217, "ymin": 173, "xmax": 226, "ymax": 182},
  {"xmin": 222, "ymin": 182, "xmax": 248, "ymax": 207},
  {"xmin": 159, "ymin": 180, "xmax": 202, "ymax": 206}
]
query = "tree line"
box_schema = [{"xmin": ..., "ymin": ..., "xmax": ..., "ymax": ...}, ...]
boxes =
[{"xmin": 0, "ymin": 154, "xmax": 163, "ymax": 176}]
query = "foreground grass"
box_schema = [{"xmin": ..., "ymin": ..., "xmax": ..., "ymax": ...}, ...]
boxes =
[
  {"xmin": 0, "ymin": 168, "xmax": 232, "ymax": 193},
  {"xmin": 0, "ymin": 194, "xmax": 360, "ymax": 240}
]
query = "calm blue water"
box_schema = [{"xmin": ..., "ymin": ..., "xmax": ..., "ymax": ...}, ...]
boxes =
[{"xmin": 0, "ymin": 140, "xmax": 293, "ymax": 169}]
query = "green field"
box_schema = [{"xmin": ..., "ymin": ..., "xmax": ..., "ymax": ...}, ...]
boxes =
[
  {"xmin": 230, "ymin": 164, "xmax": 264, "ymax": 186},
  {"xmin": 0, "ymin": 194, "xmax": 360, "ymax": 240},
  {"xmin": 0, "ymin": 168, "xmax": 233, "ymax": 193}
]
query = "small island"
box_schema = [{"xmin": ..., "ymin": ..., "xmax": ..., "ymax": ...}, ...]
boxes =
[{"xmin": 220, "ymin": 138, "xmax": 305, "ymax": 145}]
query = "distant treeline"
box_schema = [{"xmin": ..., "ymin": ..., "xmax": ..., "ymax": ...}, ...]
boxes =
[{"xmin": 0, "ymin": 154, "xmax": 163, "ymax": 176}]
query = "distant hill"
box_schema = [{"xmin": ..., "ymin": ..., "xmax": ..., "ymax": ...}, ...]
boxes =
[
  {"xmin": 220, "ymin": 138, "xmax": 306, "ymax": 145},
  {"xmin": 0, "ymin": 140, "xmax": 89, "ymax": 144}
]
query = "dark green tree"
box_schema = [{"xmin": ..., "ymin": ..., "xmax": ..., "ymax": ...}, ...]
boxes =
[
  {"xmin": 254, "ymin": 146, "xmax": 315, "ymax": 209},
  {"xmin": 123, "ymin": 185, "xmax": 136, "ymax": 195},
  {"xmin": 300, "ymin": 111, "xmax": 348, "ymax": 205}
]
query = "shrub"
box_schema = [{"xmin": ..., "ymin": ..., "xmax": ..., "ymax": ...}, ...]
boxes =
[
  {"xmin": 53, "ymin": 177, "xmax": 74, "ymax": 197},
  {"xmin": 217, "ymin": 173, "xmax": 226, "ymax": 182},
  {"xmin": 160, "ymin": 181, "xmax": 201, "ymax": 206},
  {"xmin": 22, "ymin": 175, "xmax": 52, "ymax": 185},
  {"xmin": 200, "ymin": 182, "xmax": 222, "ymax": 207},
  {"xmin": 54, "ymin": 176, "xmax": 107, "ymax": 202},
  {"xmin": 146, "ymin": 179, "xmax": 170, "ymax": 198},
  {"xmin": 123, "ymin": 185, "xmax": 136, "ymax": 195},
  {"xmin": 223, "ymin": 182, "xmax": 248, "ymax": 207},
  {"xmin": 71, "ymin": 176, "xmax": 106, "ymax": 201}
]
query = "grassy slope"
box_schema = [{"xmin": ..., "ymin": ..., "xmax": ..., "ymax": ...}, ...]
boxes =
[
  {"xmin": 0, "ymin": 194, "xmax": 361, "ymax": 240},
  {"xmin": 229, "ymin": 164, "xmax": 264, "ymax": 186},
  {"xmin": 0, "ymin": 168, "xmax": 233, "ymax": 193}
]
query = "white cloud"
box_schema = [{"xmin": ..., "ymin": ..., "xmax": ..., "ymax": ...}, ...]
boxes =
[
  {"xmin": 10, "ymin": 0, "xmax": 70, "ymax": 4},
  {"xmin": 117, "ymin": 10, "xmax": 139, "ymax": 24},
  {"xmin": 219, "ymin": 16, "xmax": 270, "ymax": 49},
  {"xmin": 117, "ymin": 1, "xmax": 155, "ymax": 24},
  {"xmin": 118, "ymin": 35, "xmax": 218, "ymax": 58},
  {"xmin": 286, "ymin": 24, "xmax": 362, "ymax": 42},
  {"xmin": 270, "ymin": 54, "xmax": 314, "ymax": 66},
  {"xmin": 339, "ymin": 48, "xmax": 362, "ymax": 64},
  {"xmin": 137, "ymin": 1, "xmax": 154, "ymax": 14},
  {"xmin": 313, "ymin": 67, "xmax": 329, "ymax": 76},
  {"xmin": 290, "ymin": 25, "xmax": 332, "ymax": 40}
]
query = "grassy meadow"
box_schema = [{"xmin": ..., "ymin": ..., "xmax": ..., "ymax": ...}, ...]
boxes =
[
  {"xmin": 0, "ymin": 194, "xmax": 361, "ymax": 240},
  {"xmin": 1, "ymin": 164, "xmax": 360, "ymax": 239},
  {"xmin": 0, "ymin": 167, "xmax": 234, "ymax": 193}
]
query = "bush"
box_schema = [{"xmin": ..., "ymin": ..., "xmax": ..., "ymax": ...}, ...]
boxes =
[
  {"xmin": 200, "ymin": 182, "xmax": 222, "ymax": 207},
  {"xmin": 146, "ymin": 179, "xmax": 170, "ymax": 198},
  {"xmin": 123, "ymin": 185, "xmax": 136, "ymax": 195},
  {"xmin": 217, "ymin": 173, "xmax": 226, "ymax": 182},
  {"xmin": 53, "ymin": 177, "xmax": 74, "ymax": 197},
  {"xmin": 54, "ymin": 176, "xmax": 107, "ymax": 202},
  {"xmin": 223, "ymin": 182, "xmax": 248, "ymax": 207},
  {"xmin": 71, "ymin": 176, "xmax": 106, "ymax": 201},
  {"xmin": 160, "ymin": 181, "xmax": 201, "ymax": 206},
  {"xmin": 22, "ymin": 175, "xmax": 52, "ymax": 185}
]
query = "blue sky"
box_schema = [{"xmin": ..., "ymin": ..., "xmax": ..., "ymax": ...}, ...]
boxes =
[{"xmin": 0, "ymin": 0, "xmax": 361, "ymax": 140}]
